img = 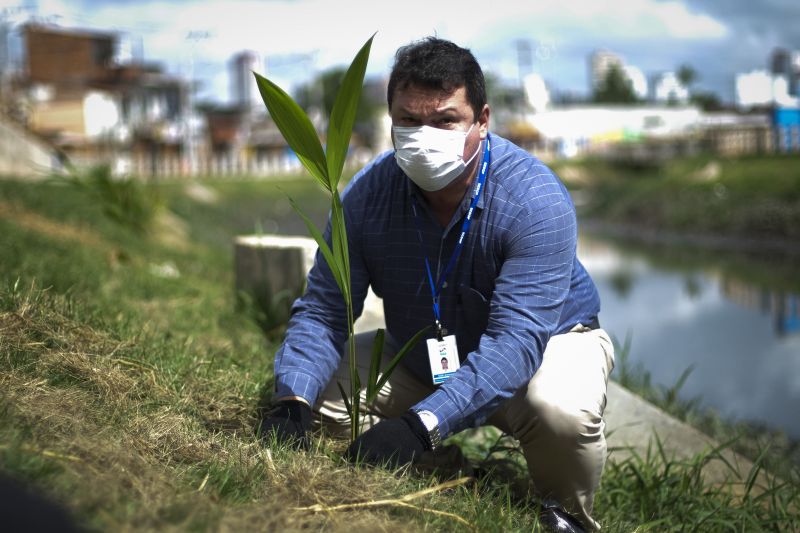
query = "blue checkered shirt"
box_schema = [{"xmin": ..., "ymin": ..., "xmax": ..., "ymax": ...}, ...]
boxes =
[{"xmin": 274, "ymin": 133, "xmax": 600, "ymax": 437}]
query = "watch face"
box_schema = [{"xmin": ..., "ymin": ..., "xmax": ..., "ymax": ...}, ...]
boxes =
[
  {"xmin": 416, "ymin": 410, "xmax": 438, "ymax": 431},
  {"xmin": 413, "ymin": 410, "xmax": 441, "ymax": 449}
]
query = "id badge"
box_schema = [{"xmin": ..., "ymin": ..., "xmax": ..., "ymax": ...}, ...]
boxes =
[{"xmin": 427, "ymin": 335, "xmax": 460, "ymax": 384}]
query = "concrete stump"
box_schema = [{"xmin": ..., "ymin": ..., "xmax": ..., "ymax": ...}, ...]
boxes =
[
  {"xmin": 234, "ymin": 234, "xmax": 317, "ymax": 333},
  {"xmin": 233, "ymin": 234, "xmax": 385, "ymax": 334}
]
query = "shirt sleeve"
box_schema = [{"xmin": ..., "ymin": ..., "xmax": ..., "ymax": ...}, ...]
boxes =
[{"xmin": 413, "ymin": 193, "xmax": 578, "ymax": 437}]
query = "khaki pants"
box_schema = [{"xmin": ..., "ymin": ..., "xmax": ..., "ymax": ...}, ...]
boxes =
[{"xmin": 314, "ymin": 325, "xmax": 615, "ymax": 531}]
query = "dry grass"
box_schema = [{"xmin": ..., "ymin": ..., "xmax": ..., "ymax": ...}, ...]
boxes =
[{"xmin": 0, "ymin": 284, "xmax": 485, "ymax": 532}]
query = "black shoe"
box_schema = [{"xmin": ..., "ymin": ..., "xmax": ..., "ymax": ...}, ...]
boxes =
[{"xmin": 538, "ymin": 500, "xmax": 586, "ymax": 533}]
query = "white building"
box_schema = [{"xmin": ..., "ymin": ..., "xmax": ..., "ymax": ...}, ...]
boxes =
[
  {"xmin": 527, "ymin": 105, "xmax": 702, "ymax": 158},
  {"xmin": 230, "ymin": 50, "xmax": 263, "ymax": 111},
  {"xmin": 652, "ymin": 72, "xmax": 690, "ymax": 104},
  {"xmin": 736, "ymin": 69, "xmax": 800, "ymax": 109},
  {"xmin": 624, "ymin": 65, "xmax": 649, "ymax": 100},
  {"xmin": 29, "ymin": 89, "xmax": 121, "ymax": 141},
  {"xmin": 523, "ymin": 72, "xmax": 550, "ymax": 113}
]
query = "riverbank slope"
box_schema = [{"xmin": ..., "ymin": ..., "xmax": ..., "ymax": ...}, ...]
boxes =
[{"xmin": 553, "ymin": 152, "xmax": 800, "ymax": 255}]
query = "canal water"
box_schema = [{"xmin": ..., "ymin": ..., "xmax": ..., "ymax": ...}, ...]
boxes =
[{"xmin": 578, "ymin": 231, "xmax": 800, "ymax": 440}]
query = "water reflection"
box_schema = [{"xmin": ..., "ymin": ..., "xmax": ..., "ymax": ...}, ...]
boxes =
[
  {"xmin": 722, "ymin": 279, "xmax": 800, "ymax": 337},
  {"xmin": 578, "ymin": 234, "xmax": 800, "ymax": 439}
]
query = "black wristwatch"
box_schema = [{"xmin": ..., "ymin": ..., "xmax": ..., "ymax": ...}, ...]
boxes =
[{"xmin": 413, "ymin": 410, "xmax": 442, "ymax": 451}]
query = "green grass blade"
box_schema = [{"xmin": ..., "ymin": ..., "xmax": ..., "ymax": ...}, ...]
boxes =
[
  {"xmin": 744, "ymin": 444, "xmax": 770, "ymax": 498},
  {"xmin": 286, "ymin": 195, "xmax": 346, "ymax": 298},
  {"xmin": 373, "ymin": 325, "xmax": 430, "ymax": 394},
  {"xmin": 326, "ymin": 34, "xmax": 374, "ymax": 189},
  {"xmin": 254, "ymin": 72, "xmax": 330, "ymax": 191},
  {"xmin": 337, "ymin": 381, "xmax": 353, "ymax": 426},
  {"xmin": 351, "ymin": 374, "xmax": 362, "ymax": 438},
  {"xmin": 352, "ymin": 358, "xmax": 361, "ymax": 395},
  {"xmin": 663, "ymin": 364, "xmax": 695, "ymax": 406},
  {"xmin": 703, "ymin": 436, "xmax": 741, "ymax": 478},
  {"xmin": 365, "ymin": 328, "xmax": 385, "ymax": 404},
  {"xmin": 653, "ymin": 433, "xmax": 673, "ymax": 480},
  {"xmin": 637, "ymin": 518, "xmax": 670, "ymax": 530}
]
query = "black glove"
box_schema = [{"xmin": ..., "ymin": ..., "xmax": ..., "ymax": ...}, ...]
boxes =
[
  {"xmin": 344, "ymin": 411, "xmax": 431, "ymax": 467},
  {"xmin": 257, "ymin": 400, "xmax": 313, "ymax": 449}
]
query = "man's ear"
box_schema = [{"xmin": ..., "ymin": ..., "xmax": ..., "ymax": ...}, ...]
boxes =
[{"xmin": 478, "ymin": 104, "xmax": 490, "ymax": 138}]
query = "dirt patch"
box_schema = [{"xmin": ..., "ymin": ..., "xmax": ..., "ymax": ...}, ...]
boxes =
[{"xmin": 0, "ymin": 200, "xmax": 106, "ymax": 249}]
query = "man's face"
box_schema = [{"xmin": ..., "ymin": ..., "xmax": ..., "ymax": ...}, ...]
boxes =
[{"xmin": 390, "ymin": 83, "xmax": 489, "ymax": 166}]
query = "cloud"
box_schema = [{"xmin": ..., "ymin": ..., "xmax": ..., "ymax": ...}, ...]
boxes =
[
  {"xmin": 677, "ymin": 0, "xmax": 800, "ymax": 42},
  {"xmin": 648, "ymin": 1, "xmax": 728, "ymax": 39},
  {"xmin": 26, "ymin": 0, "xmax": 782, "ymax": 103}
]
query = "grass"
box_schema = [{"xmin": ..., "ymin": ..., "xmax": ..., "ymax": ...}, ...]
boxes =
[
  {"xmin": 556, "ymin": 152, "xmax": 800, "ymax": 245},
  {"xmin": 1, "ymin": 171, "xmax": 799, "ymax": 531}
]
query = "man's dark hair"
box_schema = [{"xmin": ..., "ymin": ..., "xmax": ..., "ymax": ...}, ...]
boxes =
[{"xmin": 387, "ymin": 37, "xmax": 486, "ymax": 120}]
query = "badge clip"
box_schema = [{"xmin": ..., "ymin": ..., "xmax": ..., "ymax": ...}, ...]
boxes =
[{"xmin": 435, "ymin": 320, "xmax": 448, "ymax": 342}]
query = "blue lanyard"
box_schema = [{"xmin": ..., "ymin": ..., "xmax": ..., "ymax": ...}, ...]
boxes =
[{"xmin": 411, "ymin": 137, "xmax": 491, "ymax": 339}]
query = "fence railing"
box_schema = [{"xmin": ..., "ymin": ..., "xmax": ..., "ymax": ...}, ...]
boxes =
[
  {"xmin": 4, "ymin": 119, "xmax": 796, "ymax": 182},
  {"xmin": 123, "ymin": 147, "xmax": 375, "ymax": 180}
]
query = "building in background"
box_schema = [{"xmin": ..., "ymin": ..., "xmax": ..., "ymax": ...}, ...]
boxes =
[
  {"xmin": 773, "ymin": 107, "xmax": 800, "ymax": 152},
  {"xmin": 623, "ymin": 65, "xmax": 648, "ymax": 101},
  {"xmin": 18, "ymin": 23, "xmax": 190, "ymax": 175},
  {"xmin": 526, "ymin": 105, "xmax": 703, "ymax": 159},
  {"xmin": 230, "ymin": 50, "xmax": 262, "ymax": 112},
  {"xmin": 523, "ymin": 72, "xmax": 550, "ymax": 113},
  {"xmin": 24, "ymin": 24, "xmax": 116, "ymax": 86},
  {"xmin": 734, "ymin": 47, "xmax": 800, "ymax": 111},
  {"xmin": 736, "ymin": 68, "xmax": 799, "ymax": 109},
  {"xmin": 588, "ymin": 49, "xmax": 648, "ymax": 101},
  {"xmin": 770, "ymin": 47, "xmax": 800, "ymax": 97},
  {"xmin": 652, "ymin": 71, "xmax": 690, "ymax": 104},
  {"xmin": 2, "ymin": 21, "xmax": 798, "ymax": 178},
  {"xmin": 589, "ymin": 49, "xmax": 624, "ymax": 93}
]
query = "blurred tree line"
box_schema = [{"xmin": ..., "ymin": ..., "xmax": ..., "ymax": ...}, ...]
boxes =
[
  {"xmin": 594, "ymin": 62, "xmax": 722, "ymax": 110},
  {"xmin": 294, "ymin": 67, "xmax": 527, "ymax": 149},
  {"xmin": 288, "ymin": 60, "xmax": 725, "ymax": 150}
]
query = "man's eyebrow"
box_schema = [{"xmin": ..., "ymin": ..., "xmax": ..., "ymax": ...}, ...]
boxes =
[
  {"xmin": 432, "ymin": 104, "xmax": 459, "ymax": 114},
  {"xmin": 411, "ymin": 107, "xmax": 460, "ymax": 117},
  {"xmin": 391, "ymin": 103, "xmax": 460, "ymax": 117}
]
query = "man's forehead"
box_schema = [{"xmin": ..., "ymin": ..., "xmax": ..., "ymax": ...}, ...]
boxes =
[{"xmin": 391, "ymin": 84, "xmax": 469, "ymax": 113}]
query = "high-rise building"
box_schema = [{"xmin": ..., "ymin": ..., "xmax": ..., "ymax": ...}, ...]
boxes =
[
  {"xmin": 230, "ymin": 50, "xmax": 262, "ymax": 111},
  {"xmin": 771, "ymin": 47, "xmax": 791, "ymax": 75},
  {"xmin": 589, "ymin": 49, "xmax": 648, "ymax": 101},
  {"xmin": 589, "ymin": 49, "xmax": 624, "ymax": 92},
  {"xmin": 790, "ymin": 50, "xmax": 800, "ymax": 97},
  {"xmin": 770, "ymin": 47, "xmax": 800, "ymax": 97}
]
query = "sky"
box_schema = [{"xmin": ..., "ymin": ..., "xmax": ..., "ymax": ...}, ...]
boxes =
[{"xmin": 6, "ymin": 0, "xmax": 800, "ymax": 105}]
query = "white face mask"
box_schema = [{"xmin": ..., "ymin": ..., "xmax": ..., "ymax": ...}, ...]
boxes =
[{"xmin": 392, "ymin": 124, "xmax": 481, "ymax": 191}]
